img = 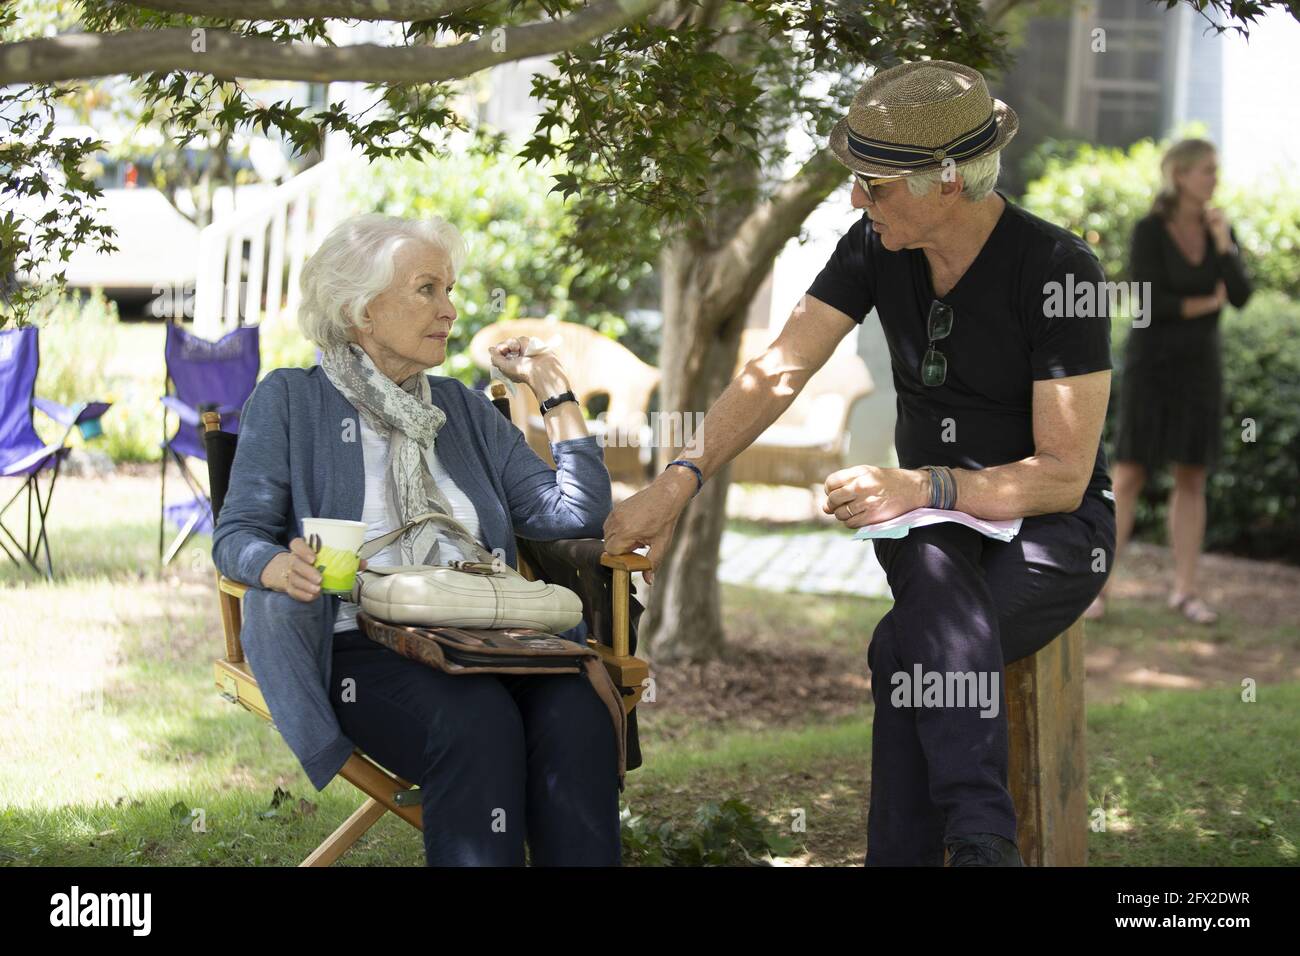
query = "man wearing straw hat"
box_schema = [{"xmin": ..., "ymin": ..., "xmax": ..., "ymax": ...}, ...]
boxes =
[{"xmin": 606, "ymin": 60, "xmax": 1116, "ymax": 866}]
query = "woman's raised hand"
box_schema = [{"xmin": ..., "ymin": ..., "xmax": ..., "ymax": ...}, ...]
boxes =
[
  {"xmin": 1205, "ymin": 207, "xmax": 1232, "ymax": 253},
  {"xmin": 489, "ymin": 336, "xmax": 565, "ymax": 387}
]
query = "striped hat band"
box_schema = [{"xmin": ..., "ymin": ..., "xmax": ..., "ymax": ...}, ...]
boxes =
[{"xmin": 845, "ymin": 110, "xmax": 998, "ymax": 171}]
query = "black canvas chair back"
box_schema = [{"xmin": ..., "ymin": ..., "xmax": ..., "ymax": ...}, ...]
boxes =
[{"xmin": 202, "ymin": 427, "xmax": 239, "ymax": 523}]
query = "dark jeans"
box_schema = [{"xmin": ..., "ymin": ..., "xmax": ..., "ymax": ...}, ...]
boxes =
[
  {"xmin": 329, "ymin": 627, "xmax": 621, "ymax": 866},
  {"xmin": 865, "ymin": 492, "xmax": 1115, "ymax": 866}
]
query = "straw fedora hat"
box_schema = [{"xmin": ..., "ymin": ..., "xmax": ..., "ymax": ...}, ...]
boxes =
[{"xmin": 829, "ymin": 60, "xmax": 1018, "ymax": 178}]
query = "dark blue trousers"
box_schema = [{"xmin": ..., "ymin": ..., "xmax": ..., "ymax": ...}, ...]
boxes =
[
  {"xmin": 329, "ymin": 627, "xmax": 621, "ymax": 866},
  {"xmin": 865, "ymin": 493, "xmax": 1115, "ymax": 866}
]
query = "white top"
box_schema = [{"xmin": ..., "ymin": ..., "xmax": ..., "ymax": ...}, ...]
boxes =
[{"xmin": 333, "ymin": 417, "xmax": 484, "ymax": 634}]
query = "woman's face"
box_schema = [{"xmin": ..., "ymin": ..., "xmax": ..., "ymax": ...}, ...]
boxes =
[
  {"xmin": 1175, "ymin": 153, "xmax": 1218, "ymax": 206},
  {"xmin": 353, "ymin": 239, "xmax": 457, "ymax": 383}
]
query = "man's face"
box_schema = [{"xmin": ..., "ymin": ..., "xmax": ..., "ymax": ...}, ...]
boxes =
[{"xmin": 850, "ymin": 175, "xmax": 956, "ymax": 251}]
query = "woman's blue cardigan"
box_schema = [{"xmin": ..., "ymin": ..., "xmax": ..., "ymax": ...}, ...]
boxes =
[{"xmin": 212, "ymin": 366, "xmax": 612, "ymax": 790}]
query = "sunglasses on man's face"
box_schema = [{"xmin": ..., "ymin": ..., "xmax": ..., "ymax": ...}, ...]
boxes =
[
  {"xmin": 922, "ymin": 300, "xmax": 954, "ymax": 387},
  {"xmin": 854, "ymin": 172, "xmax": 906, "ymax": 203}
]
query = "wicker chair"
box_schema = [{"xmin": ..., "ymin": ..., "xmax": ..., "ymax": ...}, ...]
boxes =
[
  {"xmin": 729, "ymin": 328, "xmax": 874, "ymax": 491},
  {"xmin": 468, "ymin": 319, "xmax": 660, "ymax": 487}
]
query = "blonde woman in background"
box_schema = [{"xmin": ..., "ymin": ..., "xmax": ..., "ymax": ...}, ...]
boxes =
[{"xmin": 1087, "ymin": 139, "xmax": 1252, "ymax": 624}]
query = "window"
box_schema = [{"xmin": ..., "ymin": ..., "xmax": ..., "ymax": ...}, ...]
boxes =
[{"xmin": 1070, "ymin": 0, "xmax": 1172, "ymax": 145}]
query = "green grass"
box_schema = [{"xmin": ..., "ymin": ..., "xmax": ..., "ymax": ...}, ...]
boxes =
[
  {"xmin": 1084, "ymin": 598, "xmax": 1298, "ymax": 655},
  {"xmin": 2, "ymin": 474, "xmax": 1297, "ymax": 865},
  {"xmin": 1087, "ymin": 683, "xmax": 1300, "ymax": 865},
  {"xmin": 719, "ymin": 581, "xmax": 891, "ymax": 656}
]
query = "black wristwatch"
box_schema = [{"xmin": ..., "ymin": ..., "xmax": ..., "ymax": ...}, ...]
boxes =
[{"xmin": 539, "ymin": 390, "xmax": 577, "ymax": 415}]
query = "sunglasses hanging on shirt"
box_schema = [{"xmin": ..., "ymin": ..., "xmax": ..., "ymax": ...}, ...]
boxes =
[{"xmin": 922, "ymin": 300, "xmax": 954, "ymax": 387}]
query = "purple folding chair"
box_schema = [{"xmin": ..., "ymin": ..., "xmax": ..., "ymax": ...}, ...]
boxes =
[
  {"xmin": 160, "ymin": 321, "xmax": 259, "ymax": 566},
  {"xmin": 0, "ymin": 326, "xmax": 112, "ymax": 579}
]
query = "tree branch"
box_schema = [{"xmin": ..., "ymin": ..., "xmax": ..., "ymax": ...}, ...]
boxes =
[
  {"xmin": 699, "ymin": 145, "xmax": 846, "ymax": 321},
  {"xmin": 117, "ymin": 0, "xmax": 491, "ymax": 20},
  {"xmin": 0, "ymin": 0, "xmax": 665, "ymax": 84},
  {"xmin": 690, "ymin": 0, "xmax": 1029, "ymax": 324}
]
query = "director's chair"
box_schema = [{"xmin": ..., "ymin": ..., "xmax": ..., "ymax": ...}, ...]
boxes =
[
  {"xmin": 0, "ymin": 325, "xmax": 112, "ymax": 579},
  {"xmin": 202, "ymin": 390, "xmax": 650, "ymax": 867},
  {"xmin": 160, "ymin": 322, "xmax": 259, "ymax": 566}
]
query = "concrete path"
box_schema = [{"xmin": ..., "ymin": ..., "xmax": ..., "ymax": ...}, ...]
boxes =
[{"xmin": 718, "ymin": 527, "xmax": 891, "ymax": 598}]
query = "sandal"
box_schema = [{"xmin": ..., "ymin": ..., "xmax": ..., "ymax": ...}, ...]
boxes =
[
  {"xmin": 1083, "ymin": 593, "xmax": 1106, "ymax": 621},
  {"xmin": 1169, "ymin": 593, "xmax": 1218, "ymax": 625}
]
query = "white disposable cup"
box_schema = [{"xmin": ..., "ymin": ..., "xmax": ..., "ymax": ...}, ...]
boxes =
[
  {"xmin": 301, "ymin": 517, "xmax": 368, "ymax": 594},
  {"xmin": 301, "ymin": 517, "xmax": 367, "ymax": 552}
]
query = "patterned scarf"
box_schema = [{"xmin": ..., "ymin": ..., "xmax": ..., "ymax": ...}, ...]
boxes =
[{"xmin": 321, "ymin": 344, "xmax": 490, "ymax": 567}]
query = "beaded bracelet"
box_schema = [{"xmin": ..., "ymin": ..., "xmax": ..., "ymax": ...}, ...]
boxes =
[{"xmin": 922, "ymin": 465, "xmax": 957, "ymax": 510}]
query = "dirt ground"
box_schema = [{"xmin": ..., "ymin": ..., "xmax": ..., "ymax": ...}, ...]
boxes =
[
  {"xmin": 644, "ymin": 643, "xmax": 872, "ymax": 739},
  {"xmin": 639, "ymin": 540, "xmax": 1300, "ymax": 733},
  {"xmin": 1084, "ymin": 541, "xmax": 1300, "ymax": 702}
]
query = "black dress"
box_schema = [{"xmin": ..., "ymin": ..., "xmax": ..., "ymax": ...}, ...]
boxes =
[{"xmin": 1113, "ymin": 213, "xmax": 1252, "ymax": 472}]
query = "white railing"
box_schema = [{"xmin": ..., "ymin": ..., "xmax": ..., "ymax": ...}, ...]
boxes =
[{"xmin": 193, "ymin": 158, "xmax": 344, "ymax": 337}]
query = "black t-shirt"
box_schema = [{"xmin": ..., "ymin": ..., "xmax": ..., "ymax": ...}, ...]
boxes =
[{"xmin": 806, "ymin": 193, "xmax": 1114, "ymax": 503}]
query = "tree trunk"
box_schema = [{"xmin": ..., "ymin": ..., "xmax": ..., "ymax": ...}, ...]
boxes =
[
  {"xmin": 641, "ymin": 236, "xmax": 750, "ymax": 662},
  {"xmin": 636, "ymin": 133, "xmax": 850, "ymax": 661}
]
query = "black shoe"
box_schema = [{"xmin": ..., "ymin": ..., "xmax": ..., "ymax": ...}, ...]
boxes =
[{"xmin": 945, "ymin": 833, "xmax": 1025, "ymax": 866}]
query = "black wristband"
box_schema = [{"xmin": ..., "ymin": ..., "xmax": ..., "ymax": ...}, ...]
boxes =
[
  {"xmin": 539, "ymin": 390, "xmax": 577, "ymax": 415},
  {"xmin": 666, "ymin": 459, "xmax": 704, "ymax": 497}
]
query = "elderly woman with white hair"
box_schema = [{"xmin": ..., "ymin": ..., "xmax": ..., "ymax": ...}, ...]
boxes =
[{"xmin": 212, "ymin": 213, "xmax": 619, "ymax": 866}]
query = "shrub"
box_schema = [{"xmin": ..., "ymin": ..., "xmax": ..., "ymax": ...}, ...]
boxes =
[
  {"xmin": 1021, "ymin": 139, "xmax": 1163, "ymax": 285},
  {"xmin": 1110, "ymin": 291, "xmax": 1300, "ymax": 562},
  {"xmin": 342, "ymin": 151, "xmax": 658, "ymax": 382},
  {"xmin": 30, "ymin": 295, "xmax": 318, "ymax": 464},
  {"xmin": 620, "ymin": 799, "xmax": 796, "ymax": 866},
  {"xmin": 258, "ymin": 316, "xmax": 316, "ymax": 372},
  {"xmin": 1023, "ymin": 138, "xmax": 1300, "ymax": 563},
  {"xmin": 30, "ymin": 291, "xmax": 166, "ymax": 463},
  {"xmin": 1205, "ymin": 291, "xmax": 1300, "ymax": 560},
  {"xmin": 1021, "ymin": 137, "xmax": 1300, "ymax": 299},
  {"xmin": 25, "ymin": 148, "xmax": 666, "ymax": 463}
]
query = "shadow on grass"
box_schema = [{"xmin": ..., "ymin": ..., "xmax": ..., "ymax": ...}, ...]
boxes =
[{"xmin": 1087, "ymin": 682, "xmax": 1300, "ymax": 865}]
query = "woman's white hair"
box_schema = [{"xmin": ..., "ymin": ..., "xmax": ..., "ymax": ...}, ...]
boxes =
[
  {"xmin": 905, "ymin": 150, "xmax": 1002, "ymax": 202},
  {"xmin": 298, "ymin": 213, "xmax": 467, "ymax": 350}
]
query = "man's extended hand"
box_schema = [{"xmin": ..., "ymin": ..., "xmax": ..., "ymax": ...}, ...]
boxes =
[
  {"xmin": 824, "ymin": 465, "xmax": 929, "ymax": 528},
  {"xmin": 603, "ymin": 467, "xmax": 697, "ymax": 585}
]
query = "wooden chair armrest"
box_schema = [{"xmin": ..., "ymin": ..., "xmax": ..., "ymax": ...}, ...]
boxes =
[
  {"xmin": 518, "ymin": 541, "xmax": 648, "ymax": 661},
  {"xmin": 219, "ymin": 575, "xmax": 249, "ymax": 599},
  {"xmin": 600, "ymin": 551, "xmax": 652, "ymax": 573}
]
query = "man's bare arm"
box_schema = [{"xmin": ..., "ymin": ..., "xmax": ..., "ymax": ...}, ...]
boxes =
[
  {"xmin": 604, "ymin": 295, "xmax": 858, "ymax": 566},
  {"xmin": 950, "ymin": 370, "xmax": 1111, "ymax": 519},
  {"xmin": 677, "ymin": 295, "xmax": 859, "ymax": 483}
]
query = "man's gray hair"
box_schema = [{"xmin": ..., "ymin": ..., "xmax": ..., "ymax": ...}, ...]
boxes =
[
  {"xmin": 905, "ymin": 151, "xmax": 1001, "ymax": 202},
  {"xmin": 298, "ymin": 213, "xmax": 467, "ymax": 350}
]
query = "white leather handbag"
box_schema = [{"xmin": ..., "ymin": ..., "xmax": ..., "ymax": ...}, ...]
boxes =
[{"xmin": 350, "ymin": 512, "xmax": 584, "ymax": 632}]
